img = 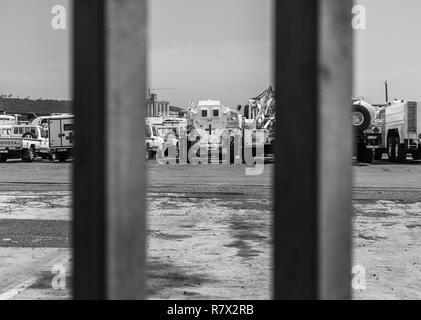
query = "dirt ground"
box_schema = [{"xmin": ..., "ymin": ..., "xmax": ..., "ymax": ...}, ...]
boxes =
[
  {"xmin": 353, "ymin": 160, "xmax": 421, "ymax": 299},
  {"xmin": 0, "ymin": 160, "xmax": 72, "ymax": 299},
  {"xmin": 146, "ymin": 164, "xmax": 272, "ymax": 300},
  {"xmin": 0, "ymin": 159, "xmax": 419, "ymax": 299}
]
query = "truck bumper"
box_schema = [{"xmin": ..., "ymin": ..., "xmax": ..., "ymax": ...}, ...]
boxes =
[{"xmin": 358, "ymin": 133, "xmax": 382, "ymax": 149}]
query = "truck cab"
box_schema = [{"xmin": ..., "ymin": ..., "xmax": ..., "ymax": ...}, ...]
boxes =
[
  {"xmin": 189, "ymin": 100, "xmax": 241, "ymax": 151},
  {"xmin": 156, "ymin": 118, "xmax": 188, "ymax": 156},
  {"xmin": 145, "ymin": 121, "xmax": 164, "ymax": 160},
  {"xmin": 0, "ymin": 115, "xmax": 18, "ymax": 128},
  {"xmin": 0, "ymin": 125, "xmax": 46, "ymax": 162},
  {"xmin": 185, "ymin": 100, "xmax": 243, "ymax": 163},
  {"xmin": 11, "ymin": 125, "xmax": 50, "ymax": 158},
  {"xmin": 157, "ymin": 126, "xmax": 179, "ymax": 146}
]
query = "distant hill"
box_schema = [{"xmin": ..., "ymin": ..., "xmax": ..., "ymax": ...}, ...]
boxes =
[
  {"xmin": 0, "ymin": 98, "xmax": 72, "ymax": 115},
  {"xmin": 0, "ymin": 98, "xmax": 181, "ymax": 116}
]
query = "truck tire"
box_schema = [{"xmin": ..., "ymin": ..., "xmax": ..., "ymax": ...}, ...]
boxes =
[
  {"xmin": 397, "ymin": 143, "xmax": 407, "ymax": 163},
  {"xmin": 412, "ymin": 148, "xmax": 421, "ymax": 160},
  {"xmin": 22, "ymin": 147, "xmax": 35, "ymax": 162},
  {"xmin": 186, "ymin": 139, "xmax": 200, "ymax": 164},
  {"xmin": 170, "ymin": 142, "xmax": 180, "ymax": 163},
  {"xmin": 357, "ymin": 144, "xmax": 373, "ymax": 163},
  {"xmin": 0, "ymin": 155, "xmax": 7, "ymax": 163},
  {"xmin": 264, "ymin": 144, "xmax": 274, "ymax": 158},
  {"xmin": 22, "ymin": 132, "xmax": 35, "ymax": 139},
  {"xmin": 356, "ymin": 144, "xmax": 364, "ymax": 162},
  {"xmin": 352, "ymin": 104, "xmax": 372, "ymax": 132},
  {"xmin": 364, "ymin": 149, "xmax": 373, "ymax": 163},
  {"xmin": 374, "ymin": 149, "xmax": 383, "ymax": 160},
  {"xmin": 387, "ymin": 136, "xmax": 398, "ymax": 162},
  {"xmin": 57, "ymin": 153, "xmax": 68, "ymax": 162},
  {"xmin": 145, "ymin": 143, "xmax": 154, "ymax": 160},
  {"xmin": 186, "ymin": 140, "xmax": 192, "ymax": 164},
  {"xmin": 145, "ymin": 144, "xmax": 150, "ymax": 160},
  {"xmin": 229, "ymin": 137, "xmax": 235, "ymax": 164}
]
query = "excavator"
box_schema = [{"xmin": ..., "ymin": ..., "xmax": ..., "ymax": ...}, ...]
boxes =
[{"xmin": 241, "ymin": 86, "xmax": 276, "ymax": 158}]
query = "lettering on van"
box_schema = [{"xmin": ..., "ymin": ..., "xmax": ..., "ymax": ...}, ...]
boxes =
[{"xmin": 0, "ymin": 140, "xmax": 21, "ymax": 147}]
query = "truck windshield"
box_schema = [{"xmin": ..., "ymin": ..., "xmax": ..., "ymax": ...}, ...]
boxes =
[
  {"xmin": 158, "ymin": 127, "xmax": 178, "ymax": 138},
  {"xmin": 40, "ymin": 128, "xmax": 47, "ymax": 138},
  {"xmin": 30, "ymin": 127, "xmax": 37, "ymax": 137}
]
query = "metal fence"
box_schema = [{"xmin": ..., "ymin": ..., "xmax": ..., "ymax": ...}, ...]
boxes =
[{"xmin": 73, "ymin": 0, "xmax": 353, "ymax": 300}]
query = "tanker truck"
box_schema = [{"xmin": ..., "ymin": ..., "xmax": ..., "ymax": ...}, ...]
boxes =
[
  {"xmin": 352, "ymin": 99, "xmax": 383, "ymax": 163},
  {"xmin": 242, "ymin": 87, "xmax": 275, "ymax": 158},
  {"xmin": 380, "ymin": 100, "xmax": 421, "ymax": 163}
]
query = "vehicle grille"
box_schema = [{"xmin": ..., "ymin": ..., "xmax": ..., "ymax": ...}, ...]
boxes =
[{"xmin": 408, "ymin": 101, "xmax": 417, "ymax": 133}]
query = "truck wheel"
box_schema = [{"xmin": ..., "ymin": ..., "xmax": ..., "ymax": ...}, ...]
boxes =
[
  {"xmin": 357, "ymin": 144, "xmax": 373, "ymax": 163},
  {"xmin": 145, "ymin": 144, "xmax": 154, "ymax": 160},
  {"xmin": 356, "ymin": 143, "xmax": 364, "ymax": 162},
  {"xmin": 387, "ymin": 137, "xmax": 398, "ymax": 162},
  {"xmin": 364, "ymin": 149, "xmax": 373, "ymax": 163},
  {"xmin": 175, "ymin": 142, "xmax": 180, "ymax": 161},
  {"xmin": 57, "ymin": 153, "xmax": 68, "ymax": 162},
  {"xmin": 412, "ymin": 148, "xmax": 421, "ymax": 160},
  {"xmin": 374, "ymin": 149, "xmax": 383, "ymax": 160},
  {"xmin": 23, "ymin": 147, "xmax": 35, "ymax": 162},
  {"xmin": 186, "ymin": 140, "xmax": 192, "ymax": 164},
  {"xmin": 264, "ymin": 144, "xmax": 273, "ymax": 158},
  {"xmin": 0, "ymin": 155, "xmax": 7, "ymax": 163},
  {"xmin": 22, "ymin": 132, "xmax": 35, "ymax": 139},
  {"xmin": 229, "ymin": 138, "xmax": 235, "ymax": 164},
  {"xmin": 397, "ymin": 143, "xmax": 407, "ymax": 163},
  {"xmin": 352, "ymin": 104, "xmax": 372, "ymax": 132}
]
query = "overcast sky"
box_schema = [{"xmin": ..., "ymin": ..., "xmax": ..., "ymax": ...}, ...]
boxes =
[
  {"xmin": 0, "ymin": 0, "xmax": 71, "ymax": 100},
  {"xmin": 1, "ymin": 0, "xmax": 421, "ymax": 107},
  {"xmin": 354, "ymin": 0, "xmax": 421, "ymax": 103},
  {"xmin": 148, "ymin": 0, "xmax": 272, "ymax": 107}
]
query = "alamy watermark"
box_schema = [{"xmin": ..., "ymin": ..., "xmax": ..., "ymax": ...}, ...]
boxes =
[
  {"xmin": 154, "ymin": 129, "xmax": 266, "ymax": 176},
  {"xmin": 50, "ymin": 4, "xmax": 366, "ymax": 31},
  {"xmin": 51, "ymin": 264, "xmax": 66, "ymax": 290},
  {"xmin": 352, "ymin": 4, "xmax": 367, "ymax": 30},
  {"xmin": 352, "ymin": 264, "xmax": 366, "ymax": 290},
  {"xmin": 51, "ymin": 5, "xmax": 66, "ymax": 30}
]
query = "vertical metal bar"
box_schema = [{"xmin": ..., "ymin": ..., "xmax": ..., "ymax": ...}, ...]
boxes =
[
  {"xmin": 73, "ymin": 0, "xmax": 106, "ymax": 299},
  {"xmin": 274, "ymin": 0, "xmax": 353, "ymax": 299},
  {"xmin": 73, "ymin": 0, "xmax": 147, "ymax": 299}
]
